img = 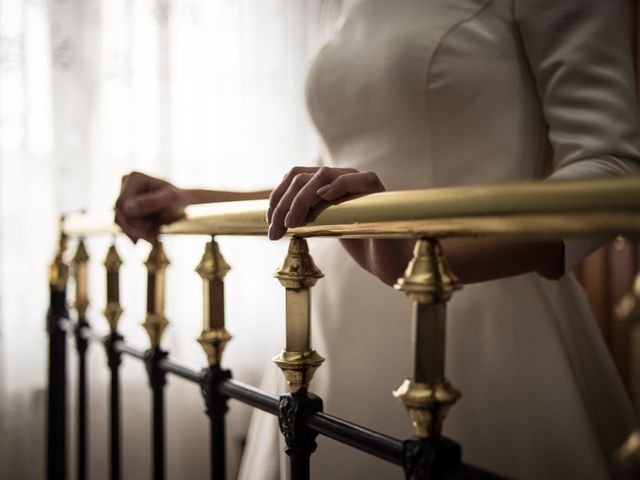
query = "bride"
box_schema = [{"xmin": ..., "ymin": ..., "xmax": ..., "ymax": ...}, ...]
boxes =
[{"xmin": 115, "ymin": 0, "xmax": 640, "ymax": 478}]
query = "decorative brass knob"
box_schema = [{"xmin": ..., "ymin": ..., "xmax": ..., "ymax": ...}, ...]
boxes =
[
  {"xmin": 394, "ymin": 238, "xmax": 461, "ymax": 438},
  {"xmin": 142, "ymin": 242, "xmax": 170, "ymax": 348},
  {"xmin": 273, "ymin": 238, "xmax": 325, "ymax": 394},
  {"xmin": 274, "ymin": 237, "xmax": 323, "ymax": 290},
  {"xmin": 616, "ymin": 429, "xmax": 640, "ymax": 475},
  {"xmin": 72, "ymin": 239, "xmax": 90, "ymax": 321},
  {"xmin": 395, "ymin": 239, "xmax": 461, "ymax": 303},
  {"xmin": 103, "ymin": 243, "xmax": 124, "ymax": 332},
  {"xmin": 49, "ymin": 222, "xmax": 69, "ymax": 293},
  {"xmin": 196, "ymin": 238, "xmax": 232, "ymax": 366}
]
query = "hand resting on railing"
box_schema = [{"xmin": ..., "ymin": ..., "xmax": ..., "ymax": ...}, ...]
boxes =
[
  {"xmin": 266, "ymin": 166, "xmax": 565, "ymax": 283},
  {"xmin": 115, "ymin": 168, "xmax": 565, "ymax": 285},
  {"xmin": 115, "ymin": 171, "xmax": 271, "ymax": 244}
]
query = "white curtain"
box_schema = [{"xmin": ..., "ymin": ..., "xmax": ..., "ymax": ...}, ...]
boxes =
[{"xmin": 0, "ymin": 0, "xmax": 333, "ymax": 478}]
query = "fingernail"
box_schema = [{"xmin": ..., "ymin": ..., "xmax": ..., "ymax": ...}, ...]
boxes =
[
  {"xmin": 317, "ymin": 185, "xmax": 330, "ymax": 197},
  {"xmin": 270, "ymin": 223, "xmax": 285, "ymax": 240},
  {"xmin": 284, "ymin": 212, "xmax": 293, "ymax": 228}
]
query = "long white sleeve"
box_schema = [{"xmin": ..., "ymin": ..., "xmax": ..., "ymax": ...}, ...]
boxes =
[{"xmin": 515, "ymin": 0, "xmax": 640, "ymax": 274}]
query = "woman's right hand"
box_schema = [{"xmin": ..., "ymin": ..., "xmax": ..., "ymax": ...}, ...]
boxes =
[{"xmin": 114, "ymin": 171, "xmax": 189, "ymax": 243}]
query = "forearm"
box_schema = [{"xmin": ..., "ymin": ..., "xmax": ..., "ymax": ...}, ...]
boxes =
[
  {"xmin": 187, "ymin": 190, "xmax": 564, "ymax": 284},
  {"xmin": 183, "ymin": 188, "xmax": 271, "ymax": 205},
  {"xmin": 339, "ymin": 239, "xmax": 415, "ymax": 286},
  {"xmin": 116, "ymin": 171, "xmax": 274, "ymax": 243},
  {"xmin": 341, "ymin": 237, "xmax": 564, "ymax": 286},
  {"xmin": 440, "ymin": 237, "xmax": 564, "ymax": 283}
]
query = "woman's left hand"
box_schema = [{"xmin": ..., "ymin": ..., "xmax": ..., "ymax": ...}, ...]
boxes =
[{"xmin": 267, "ymin": 166, "xmax": 386, "ymax": 240}]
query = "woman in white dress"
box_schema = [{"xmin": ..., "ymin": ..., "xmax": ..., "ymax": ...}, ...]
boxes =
[{"xmin": 115, "ymin": 0, "xmax": 640, "ymax": 478}]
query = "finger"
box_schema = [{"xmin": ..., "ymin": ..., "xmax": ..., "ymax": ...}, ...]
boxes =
[
  {"xmin": 123, "ymin": 187, "xmax": 178, "ymax": 217},
  {"xmin": 114, "ymin": 210, "xmax": 135, "ymax": 243},
  {"xmin": 114, "ymin": 209, "xmax": 143, "ymax": 243},
  {"xmin": 116, "ymin": 172, "xmax": 144, "ymax": 210},
  {"xmin": 269, "ymin": 172, "xmax": 313, "ymax": 240},
  {"xmin": 115, "ymin": 205, "xmax": 159, "ymax": 243},
  {"xmin": 116, "ymin": 171, "xmax": 165, "ymax": 209},
  {"xmin": 316, "ymin": 172, "xmax": 385, "ymax": 201},
  {"xmin": 267, "ymin": 166, "xmax": 319, "ymax": 223},
  {"xmin": 284, "ymin": 167, "xmax": 343, "ymax": 228},
  {"xmin": 115, "ymin": 171, "xmax": 168, "ymax": 243},
  {"xmin": 115, "ymin": 174, "xmax": 131, "ymax": 212}
]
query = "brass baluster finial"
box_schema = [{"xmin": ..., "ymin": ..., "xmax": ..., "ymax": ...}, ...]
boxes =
[
  {"xmin": 196, "ymin": 238, "xmax": 232, "ymax": 366},
  {"xmin": 393, "ymin": 238, "xmax": 462, "ymax": 438},
  {"xmin": 142, "ymin": 241, "xmax": 170, "ymax": 348},
  {"xmin": 72, "ymin": 238, "xmax": 90, "ymax": 321},
  {"xmin": 103, "ymin": 242, "xmax": 124, "ymax": 332},
  {"xmin": 49, "ymin": 219, "xmax": 69, "ymax": 292},
  {"xmin": 273, "ymin": 238, "xmax": 325, "ymax": 394}
]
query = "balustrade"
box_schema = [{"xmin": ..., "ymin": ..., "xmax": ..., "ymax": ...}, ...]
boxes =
[{"xmin": 46, "ymin": 175, "xmax": 640, "ymax": 479}]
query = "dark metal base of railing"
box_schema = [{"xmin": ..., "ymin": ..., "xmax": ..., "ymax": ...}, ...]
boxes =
[
  {"xmin": 201, "ymin": 365, "xmax": 232, "ymax": 480},
  {"xmin": 104, "ymin": 332, "xmax": 123, "ymax": 480},
  {"xmin": 73, "ymin": 322, "xmax": 90, "ymax": 480},
  {"xmin": 46, "ymin": 290, "xmax": 69, "ymax": 480},
  {"xmin": 47, "ymin": 320, "xmax": 507, "ymax": 480}
]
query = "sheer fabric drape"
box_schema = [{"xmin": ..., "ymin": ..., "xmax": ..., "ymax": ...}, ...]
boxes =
[{"xmin": 0, "ymin": 0, "xmax": 326, "ymax": 478}]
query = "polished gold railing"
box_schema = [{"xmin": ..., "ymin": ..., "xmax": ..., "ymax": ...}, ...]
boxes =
[
  {"xmin": 54, "ymin": 175, "xmax": 640, "ymax": 478},
  {"xmin": 63, "ymin": 176, "xmax": 640, "ymax": 238}
]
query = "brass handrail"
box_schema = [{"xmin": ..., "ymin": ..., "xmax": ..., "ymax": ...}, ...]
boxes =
[{"xmin": 62, "ymin": 176, "xmax": 640, "ymax": 238}]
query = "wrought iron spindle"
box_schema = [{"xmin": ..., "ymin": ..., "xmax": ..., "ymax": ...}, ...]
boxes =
[
  {"xmin": 273, "ymin": 238, "xmax": 325, "ymax": 480},
  {"xmin": 196, "ymin": 237, "xmax": 233, "ymax": 480},
  {"xmin": 142, "ymin": 241, "xmax": 170, "ymax": 480},
  {"xmin": 72, "ymin": 238, "xmax": 90, "ymax": 480},
  {"xmin": 103, "ymin": 242, "xmax": 124, "ymax": 480},
  {"xmin": 47, "ymin": 224, "xmax": 70, "ymax": 480},
  {"xmin": 393, "ymin": 238, "xmax": 463, "ymax": 479}
]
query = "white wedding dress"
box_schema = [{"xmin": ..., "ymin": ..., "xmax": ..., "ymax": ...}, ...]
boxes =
[{"xmin": 238, "ymin": 0, "xmax": 640, "ymax": 479}]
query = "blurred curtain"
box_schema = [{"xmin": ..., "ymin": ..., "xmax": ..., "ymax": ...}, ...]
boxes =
[
  {"xmin": 0, "ymin": 0, "xmax": 326, "ymax": 478},
  {"xmin": 1, "ymin": 0, "xmax": 638, "ymax": 478}
]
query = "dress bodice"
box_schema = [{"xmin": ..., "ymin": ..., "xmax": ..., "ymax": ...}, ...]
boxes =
[
  {"xmin": 306, "ymin": 0, "xmax": 640, "ymax": 193},
  {"xmin": 306, "ymin": 0, "xmax": 547, "ymax": 190},
  {"xmin": 239, "ymin": 2, "xmax": 640, "ymax": 479}
]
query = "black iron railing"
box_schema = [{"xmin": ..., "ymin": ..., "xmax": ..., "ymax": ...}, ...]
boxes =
[
  {"xmin": 46, "ymin": 286, "xmax": 504, "ymax": 479},
  {"xmin": 45, "ymin": 176, "xmax": 640, "ymax": 480}
]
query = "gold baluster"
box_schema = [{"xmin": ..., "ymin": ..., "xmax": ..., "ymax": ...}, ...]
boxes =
[
  {"xmin": 273, "ymin": 238, "xmax": 325, "ymax": 394},
  {"xmin": 617, "ymin": 272, "xmax": 640, "ymax": 410},
  {"xmin": 72, "ymin": 238, "xmax": 90, "ymax": 321},
  {"xmin": 615, "ymin": 272, "xmax": 640, "ymax": 472},
  {"xmin": 393, "ymin": 238, "xmax": 462, "ymax": 438},
  {"xmin": 49, "ymin": 219, "xmax": 69, "ymax": 293},
  {"xmin": 142, "ymin": 242, "xmax": 170, "ymax": 348},
  {"xmin": 103, "ymin": 242, "xmax": 124, "ymax": 333},
  {"xmin": 196, "ymin": 238, "xmax": 232, "ymax": 366}
]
